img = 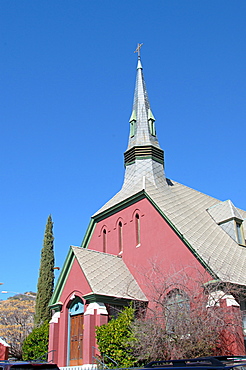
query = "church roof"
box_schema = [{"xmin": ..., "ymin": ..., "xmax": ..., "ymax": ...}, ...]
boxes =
[
  {"xmin": 93, "ymin": 176, "xmax": 246, "ymax": 286},
  {"xmin": 71, "ymin": 246, "xmax": 147, "ymax": 301},
  {"xmin": 50, "ymin": 49, "xmax": 246, "ymax": 311},
  {"xmin": 207, "ymin": 199, "xmax": 243, "ymax": 224},
  {"xmin": 92, "ymin": 51, "xmax": 246, "ymax": 287}
]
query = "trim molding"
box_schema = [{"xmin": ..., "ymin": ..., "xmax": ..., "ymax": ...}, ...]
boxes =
[
  {"xmin": 83, "ymin": 293, "xmax": 132, "ymax": 306},
  {"xmin": 49, "ymin": 247, "xmax": 74, "ymax": 307},
  {"xmin": 51, "ymin": 189, "xmax": 218, "ymax": 307},
  {"xmin": 85, "ymin": 190, "xmax": 218, "ymax": 279}
]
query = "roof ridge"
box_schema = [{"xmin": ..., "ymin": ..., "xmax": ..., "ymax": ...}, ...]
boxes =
[{"xmin": 72, "ymin": 245, "xmax": 121, "ymax": 259}]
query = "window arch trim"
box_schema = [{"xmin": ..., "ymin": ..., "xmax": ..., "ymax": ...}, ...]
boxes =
[
  {"xmin": 69, "ymin": 296, "xmax": 84, "ymax": 316},
  {"xmin": 99, "ymin": 225, "xmax": 108, "ymax": 253},
  {"xmin": 133, "ymin": 211, "xmax": 141, "ymax": 247},
  {"xmin": 118, "ymin": 220, "xmax": 123, "ymax": 254}
]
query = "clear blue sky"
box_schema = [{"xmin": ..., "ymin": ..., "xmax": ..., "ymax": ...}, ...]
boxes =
[{"xmin": 1, "ymin": 0, "xmax": 246, "ymax": 299}]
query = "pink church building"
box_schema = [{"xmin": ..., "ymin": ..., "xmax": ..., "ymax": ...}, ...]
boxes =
[{"xmin": 48, "ymin": 52, "xmax": 246, "ymax": 368}]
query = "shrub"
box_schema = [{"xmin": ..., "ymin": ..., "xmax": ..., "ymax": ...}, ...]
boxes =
[
  {"xmin": 96, "ymin": 306, "xmax": 136, "ymax": 367},
  {"xmin": 22, "ymin": 321, "xmax": 49, "ymax": 361}
]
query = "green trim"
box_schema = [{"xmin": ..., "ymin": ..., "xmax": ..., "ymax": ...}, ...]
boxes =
[
  {"xmin": 203, "ymin": 279, "xmax": 221, "ymax": 287},
  {"xmin": 130, "ymin": 120, "xmax": 136, "ymax": 138},
  {"xmin": 129, "ymin": 111, "xmax": 137, "ymax": 137},
  {"xmin": 49, "ymin": 247, "xmax": 75, "ymax": 306},
  {"xmin": 93, "ymin": 190, "xmax": 146, "ymax": 223},
  {"xmin": 124, "ymin": 145, "xmax": 164, "ymax": 166},
  {"xmin": 49, "ymin": 302, "xmax": 63, "ymax": 311},
  {"xmin": 80, "ymin": 193, "xmax": 146, "ymax": 248},
  {"xmin": 148, "ymin": 109, "xmax": 156, "ymax": 136},
  {"xmin": 83, "ymin": 293, "xmax": 132, "ymax": 306},
  {"xmin": 144, "ymin": 192, "xmax": 218, "ymax": 279},
  {"xmin": 148, "ymin": 120, "xmax": 156, "ymax": 137},
  {"xmin": 93, "ymin": 190, "xmax": 218, "ymax": 279},
  {"xmin": 80, "ymin": 219, "xmax": 96, "ymax": 248},
  {"xmin": 50, "ymin": 219, "xmax": 96, "ymax": 306},
  {"xmin": 147, "ymin": 108, "xmax": 155, "ymax": 121},
  {"xmin": 50, "ymin": 189, "xmax": 218, "ymax": 307},
  {"xmin": 125, "ymin": 155, "xmax": 164, "ymax": 166}
]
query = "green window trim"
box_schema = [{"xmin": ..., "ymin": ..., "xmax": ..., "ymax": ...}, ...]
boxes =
[
  {"xmin": 148, "ymin": 118, "xmax": 156, "ymax": 136},
  {"xmin": 129, "ymin": 110, "xmax": 137, "ymax": 137},
  {"xmin": 130, "ymin": 119, "xmax": 136, "ymax": 137}
]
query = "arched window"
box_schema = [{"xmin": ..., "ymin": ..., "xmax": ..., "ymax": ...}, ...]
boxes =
[
  {"xmin": 135, "ymin": 213, "xmax": 140, "ymax": 246},
  {"xmin": 118, "ymin": 221, "xmax": 123, "ymax": 253},
  {"xmin": 103, "ymin": 228, "xmax": 107, "ymax": 253},
  {"xmin": 165, "ymin": 289, "xmax": 190, "ymax": 334}
]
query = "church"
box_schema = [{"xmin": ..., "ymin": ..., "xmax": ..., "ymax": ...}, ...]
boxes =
[{"xmin": 48, "ymin": 49, "xmax": 246, "ymax": 367}]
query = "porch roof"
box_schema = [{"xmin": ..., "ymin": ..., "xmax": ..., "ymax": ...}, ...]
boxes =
[{"xmin": 71, "ymin": 246, "xmax": 147, "ymax": 302}]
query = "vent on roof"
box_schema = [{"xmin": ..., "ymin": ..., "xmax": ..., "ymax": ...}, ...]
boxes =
[
  {"xmin": 124, "ymin": 145, "xmax": 164, "ymax": 166},
  {"xmin": 207, "ymin": 200, "xmax": 245, "ymax": 246}
]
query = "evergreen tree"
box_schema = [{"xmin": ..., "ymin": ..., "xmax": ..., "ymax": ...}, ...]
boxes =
[{"xmin": 34, "ymin": 215, "xmax": 55, "ymax": 326}]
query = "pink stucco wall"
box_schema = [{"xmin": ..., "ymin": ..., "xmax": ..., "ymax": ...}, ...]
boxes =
[
  {"xmin": 88, "ymin": 198, "xmax": 212, "ymax": 297},
  {"xmin": 49, "ymin": 256, "xmax": 109, "ymax": 367},
  {"xmin": 49, "ymin": 197, "xmax": 245, "ymax": 365},
  {"xmin": 49, "ymin": 258, "xmax": 91, "ymax": 366}
]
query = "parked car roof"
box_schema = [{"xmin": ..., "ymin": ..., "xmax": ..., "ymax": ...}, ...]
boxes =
[
  {"xmin": 0, "ymin": 362, "xmax": 59, "ymax": 370},
  {"xmin": 144, "ymin": 357, "xmax": 246, "ymax": 369}
]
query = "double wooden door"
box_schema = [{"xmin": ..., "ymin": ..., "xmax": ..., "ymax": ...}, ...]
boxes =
[{"xmin": 69, "ymin": 314, "xmax": 84, "ymax": 365}]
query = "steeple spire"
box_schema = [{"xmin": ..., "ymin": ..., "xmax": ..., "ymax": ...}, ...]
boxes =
[
  {"xmin": 126, "ymin": 45, "xmax": 162, "ymax": 152},
  {"xmin": 122, "ymin": 46, "xmax": 166, "ymax": 189}
]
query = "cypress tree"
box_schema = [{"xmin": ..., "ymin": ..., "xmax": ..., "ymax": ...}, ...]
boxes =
[{"xmin": 34, "ymin": 215, "xmax": 55, "ymax": 326}]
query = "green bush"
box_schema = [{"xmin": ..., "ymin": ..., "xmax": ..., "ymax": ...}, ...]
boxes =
[
  {"xmin": 96, "ymin": 306, "xmax": 136, "ymax": 368},
  {"xmin": 22, "ymin": 321, "xmax": 49, "ymax": 361}
]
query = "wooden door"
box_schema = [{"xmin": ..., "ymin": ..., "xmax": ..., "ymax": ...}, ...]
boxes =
[{"xmin": 69, "ymin": 314, "xmax": 83, "ymax": 365}]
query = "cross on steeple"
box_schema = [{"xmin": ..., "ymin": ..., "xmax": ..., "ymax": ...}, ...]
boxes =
[{"xmin": 134, "ymin": 43, "xmax": 143, "ymax": 58}]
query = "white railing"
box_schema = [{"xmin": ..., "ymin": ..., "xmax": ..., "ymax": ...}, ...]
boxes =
[{"xmin": 60, "ymin": 365, "xmax": 97, "ymax": 370}]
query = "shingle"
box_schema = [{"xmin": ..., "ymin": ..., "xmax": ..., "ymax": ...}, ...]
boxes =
[
  {"xmin": 207, "ymin": 200, "xmax": 243, "ymax": 224},
  {"xmin": 71, "ymin": 246, "xmax": 147, "ymax": 301},
  {"xmin": 94, "ymin": 176, "xmax": 246, "ymax": 286}
]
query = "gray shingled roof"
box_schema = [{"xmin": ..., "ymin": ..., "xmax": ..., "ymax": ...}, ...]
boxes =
[
  {"xmin": 207, "ymin": 200, "xmax": 243, "ymax": 224},
  {"xmin": 71, "ymin": 246, "xmax": 147, "ymax": 301},
  {"xmin": 94, "ymin": 56, "xmax": 246, "ymax": 288},
  {"xmin": 94, "ymin": 176, "xmax": 246, "ymax": 287}
]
